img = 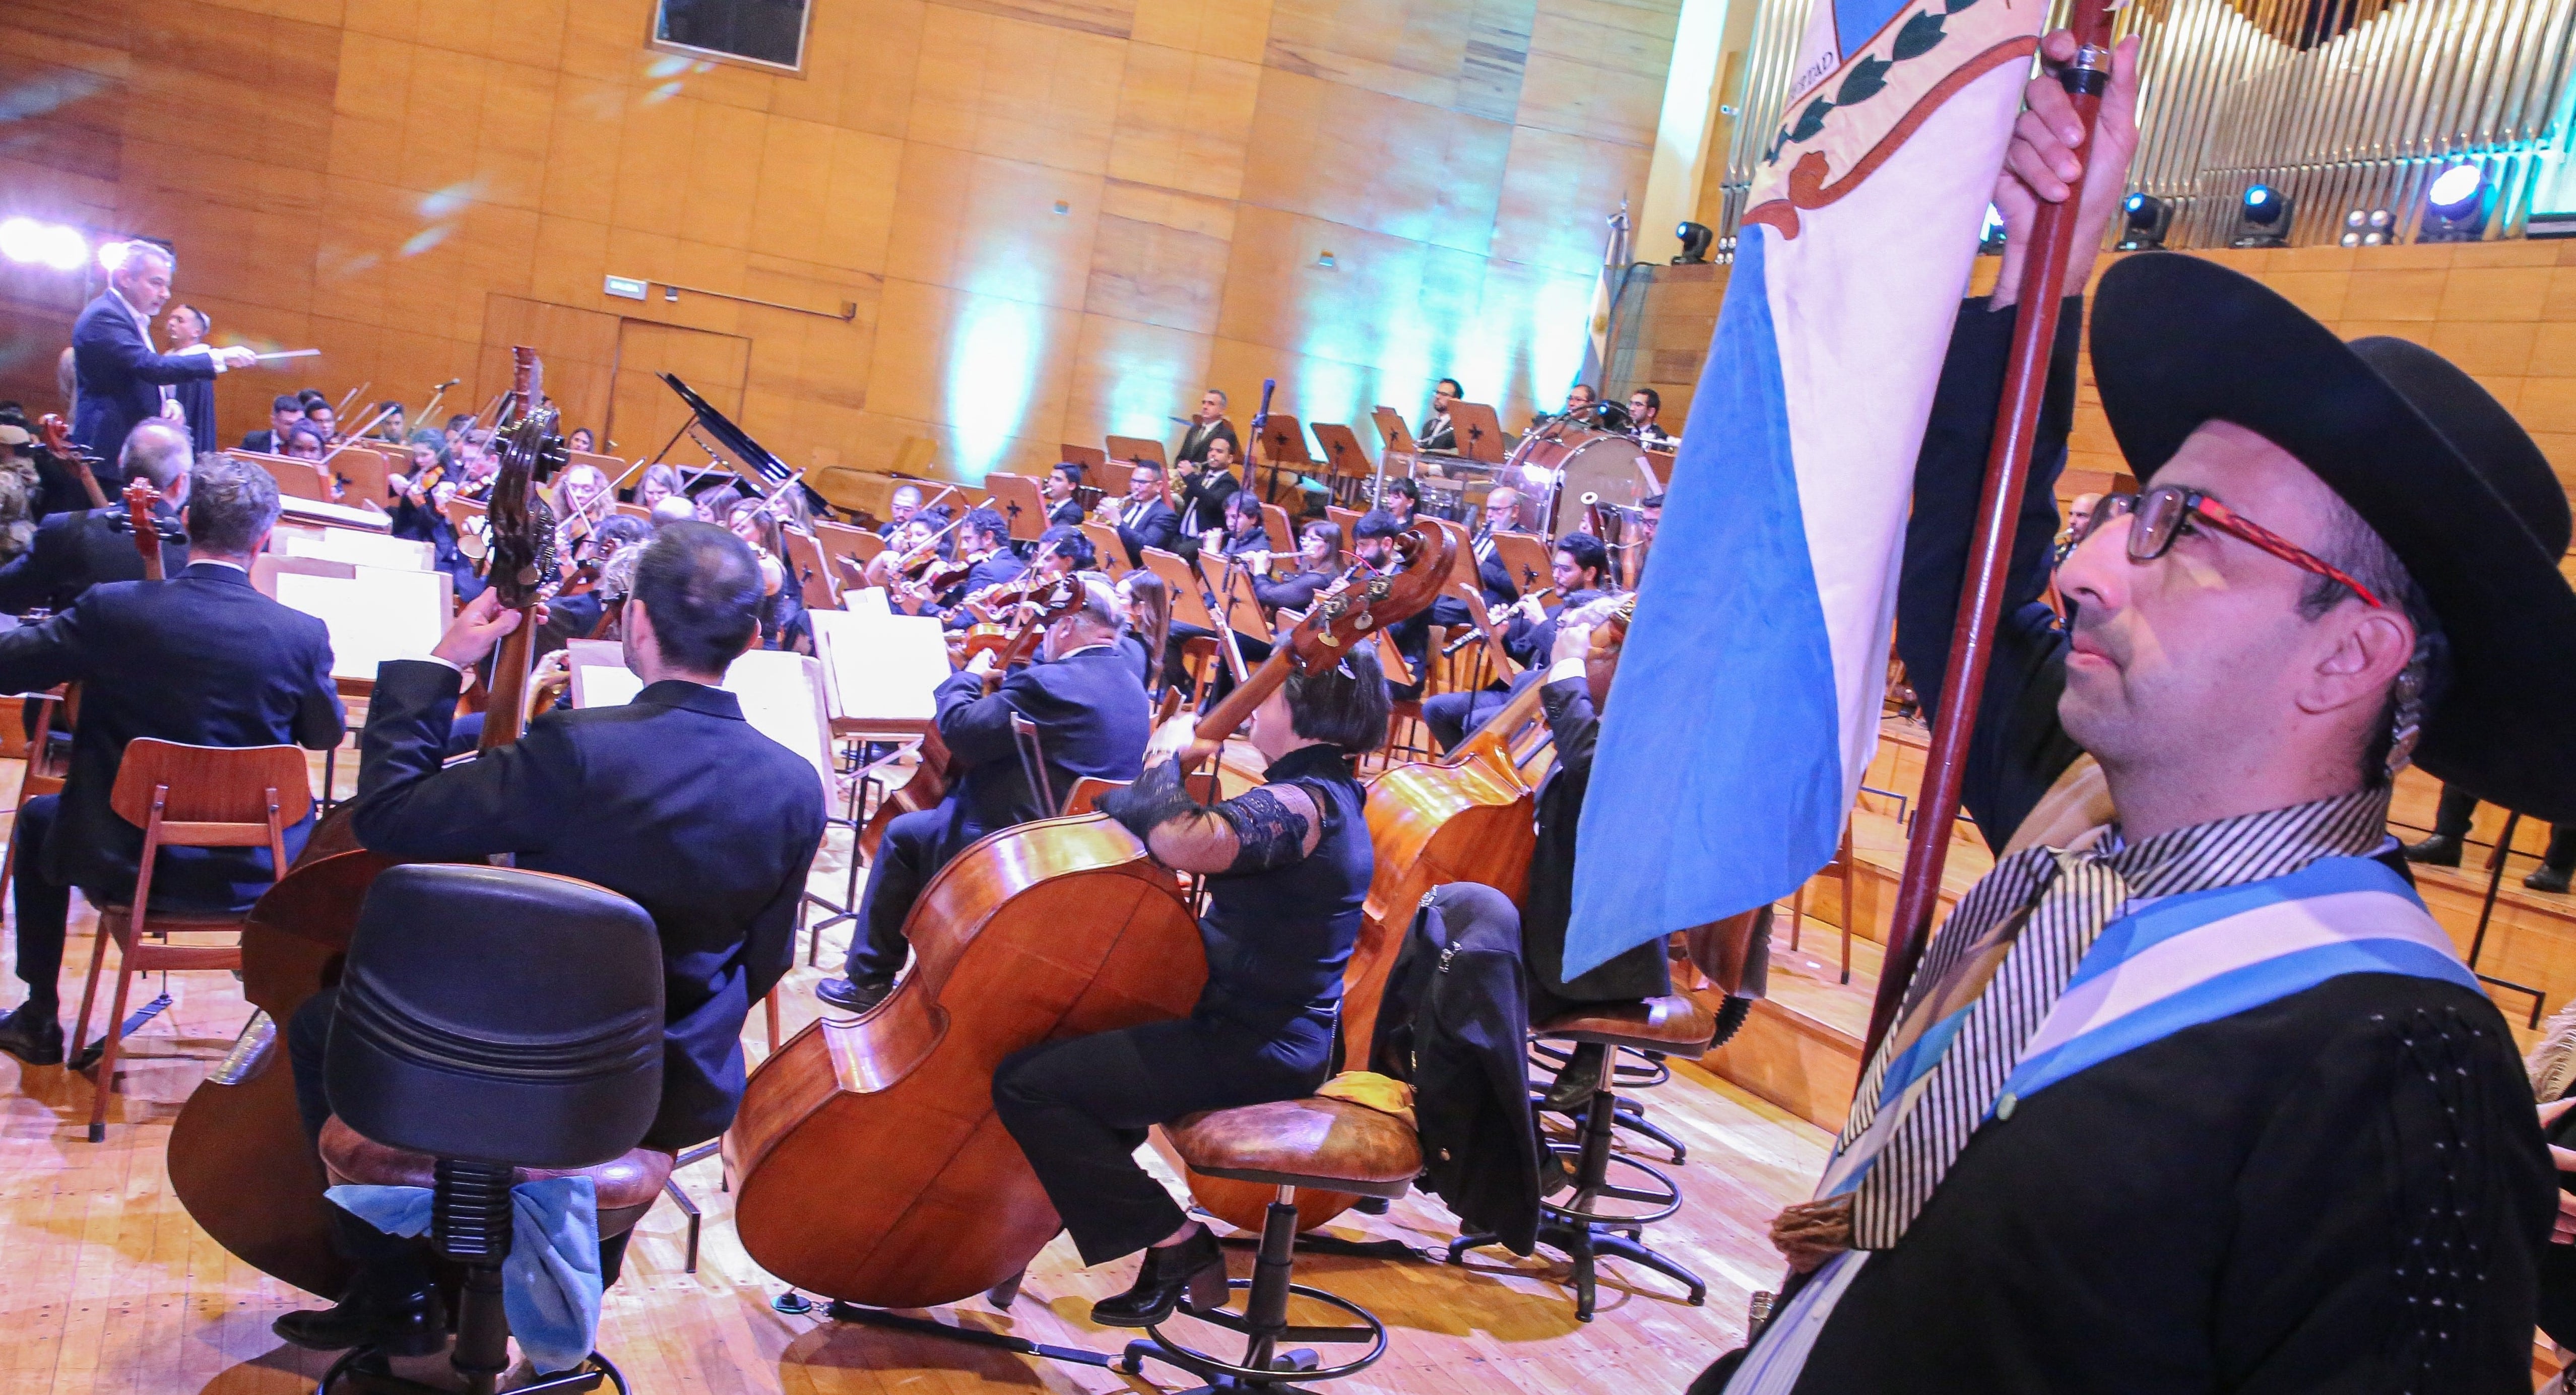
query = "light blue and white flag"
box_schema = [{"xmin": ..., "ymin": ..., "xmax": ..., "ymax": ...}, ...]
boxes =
[{"xmin": 1563, "ymin": 0, "xmax": 2045, "ymax": 976}]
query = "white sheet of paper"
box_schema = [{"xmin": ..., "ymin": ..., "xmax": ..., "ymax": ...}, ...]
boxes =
[
  {"xmin": 845, "ymin": 586, "xmax": 891, "ymax": 617},
  {"xmin": 808, "ymin": 610, "xmax": 949, "ymax": 727},
  {"xmin": 272, "ymin": 567, "xmax": 446, "ymax": 681},
  {"xmin": 279, "ymin": 527, "xmax": 433, "ymax": 572},
  {"xmin": 568, "ymin": 649, "xmax": 833, "ymax": 793}
]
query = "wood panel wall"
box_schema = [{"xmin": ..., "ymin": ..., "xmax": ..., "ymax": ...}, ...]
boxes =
[{"xmin": 0, "ymin": 0, "xmax": 1678, "ymax": 481}]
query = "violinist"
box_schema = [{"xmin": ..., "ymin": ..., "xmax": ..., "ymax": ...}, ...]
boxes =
[
  {"xmin": 925, "ymin": 507, "xmax": 1024, "ymax": 629},
  {"xmin": 879, "ymin": 482, "xmax": 924, "ymax": 541},
  {"xmin": 1033, "ymin": 523, "xmax": 1093, "ymax": 575},
  {"xmin": 273, "ymin": 522, "xmax": 825, "ymax": 1353},
  {"xmin": 815, "ymin": 577, "xmax": 1149, "ymax": 1014},
  {"xmin": 1115, "ymin": 568, "xmax": 1171, "ymax": 692},
  {"xmin": 1352, "ymin": 510, "xmax": 1433, "ymax": 700},
  {"xmin": 1422, "ymin": 532, "xmax": 1611, "ymax": 752},
  {"xmin": 0, "ymin": 420, "xmax": 190, "ymax": 614},
  {"xmin": 1099, "ymin": 460, "xmax": 1179, "ymax": 566},
  {"xmin": 953, "ymin": 528, "xmax": 1089, "ymax": 628},
  {"xmin": 387, "ymin": 432, "xmax": 488, "ymax": 606},
  {"xmin": 0, "ymin": 459, "xmax": 343, "ymax": 1066},
  {"xmin": 994, "ymin": 646, "xmax": 1389, "ymax": 1325},
  {"xmin": 545, "ymin": 514, "xmax": 653, "ymax": 646},
  {"xmin": 1043, "ymin": 463, "xmax": 1086, "ymax": 527},
  {"xmin": 555, "ymin": 461, "xmax": 614, "ymax": 535},
  {"xmin": 721, "ymin": 497, "xmax": 804, "ymax": 649},
  {"xmin": 1173, "ymin": 436, "xmax": 1242, "ymax": 541},
  {"xmin": 635, "ymin": 462, "xmax": 683, "ymax": 513}
]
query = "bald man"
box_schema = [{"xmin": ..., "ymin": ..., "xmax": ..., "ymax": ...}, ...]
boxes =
[{"xmin": 1429, "ymin": 484, "xmax": 1526, "ymax": 631}]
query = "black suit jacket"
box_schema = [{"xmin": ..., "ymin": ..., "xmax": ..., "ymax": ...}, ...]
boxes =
[
  {"xmin": 174, "ymin": 377, "xmax": 217, "ymax": 455},
  {"xmin": 0, "ymin": 503, "xmax": 190, "ymax": 614},
  {"xmin": 1112, "ymin": 497, "xmax": 1181, "ymax": 567},
  {"xmin": 1418, "ymin": 414, "xmax": 1456, "ymax": 453},
  {"xmin": 350, "ymin": 661, "xmax": 826, "ymax": 1150},
  {"xmin": 1175, "ymin": 466, "xmax": 1241, "ymax": 538},
  {"xmin": 0, "ymin": 562, "xmax": 342, "ymax": 904},
  {"xmin": 70, "ymin": 293, "xmax": 214, "ymax": 461},
  {"xmin": 1504, "ymin": 587, "xmax": 1602, "ymax": 670},
  {"xmin": 1047, "ymin": 499, "xmax": 1084, "ymax": 527},
  {"xmin": 930, "ymin": 646, "xmax": 1148, "ymax": 856},
  {"xmin": 240, "ymin": 429, "xmax": 285, "ymax": 454},
  {"xmin": 1174, "ymin": 418, "xmax": 1238, "ymax": 466},
  {"xmin": 1524, "ymin": 672, "xmax": 1668, "ymax": 1011},
  {"xmin": 935, "ymin": 550, "xmax": 1028, "ymax": 629}
]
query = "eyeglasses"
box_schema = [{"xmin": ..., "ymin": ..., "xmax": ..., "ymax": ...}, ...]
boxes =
[{"xmin": 2079, "ymin": 486, "xmax": 2384, "ymax": 609}]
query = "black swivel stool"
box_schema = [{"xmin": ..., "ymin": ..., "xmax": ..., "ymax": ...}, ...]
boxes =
[
  {"xmin": 1455, "ymin": 995, "xmax": 1716, "ymax": 1321},
  {"xmin": 1124, "ymin": 1096, "xmax": 1423, "ymax": 1392},
  {"xmin": 317, "ymin": 863, "xmax": 669, "ymax": 1395}
]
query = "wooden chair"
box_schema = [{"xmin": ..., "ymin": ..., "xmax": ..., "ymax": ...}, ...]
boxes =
[
  {"xmin": 0, "ymin": 686, "xmax": 73, "ymax": 905},
  {"xmin": 71, "ymin": 740, "xmax": 311, "ymax": 1142}
]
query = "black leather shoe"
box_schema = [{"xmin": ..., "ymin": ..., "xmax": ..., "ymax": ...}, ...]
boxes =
[
  {"xmin": 1091, "ymin": 1226, "xmax": 1228, "ymax": 1327},
  {"xmin": 1538, "ymin": 1052, "xmax": 1604, "ymax": 1114},
  {"xmin": 271, "ymin": 1284, "xmax": 446, "ymax": 1356},
  {"xmin": 815, "ymin": 976, "xmax": 893, "ymax": 1014},
  {"xmin": 2402, "ymin": 834, "xmax": 2464, "ymax": 867},
  {"xmin": 0, "ymin": 1004, "xmax": 63, "ymax": 1067},
  {"xmin": 2529, "ymin": 865, "xmax": 2573, "ymax": 894}
]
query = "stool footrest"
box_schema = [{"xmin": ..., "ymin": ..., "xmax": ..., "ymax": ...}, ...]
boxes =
[{"xmin": 1127, "ymin": 1279, "xmax": 1389, "ymax": 1386}]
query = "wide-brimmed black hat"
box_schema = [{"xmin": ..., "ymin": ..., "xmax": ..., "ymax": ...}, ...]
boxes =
[{"xmin": 2090, "ymin": 252, "xmax": 2576, "ymax": 823}]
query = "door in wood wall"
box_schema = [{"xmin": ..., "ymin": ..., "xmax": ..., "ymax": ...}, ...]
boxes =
[
  {"xmin": 478, "ymin": 295, "xmax": 617, "ymax": 439},
  {"xmin": 608, "ymin": 321, "xmax": 751, "ymax": 465}
]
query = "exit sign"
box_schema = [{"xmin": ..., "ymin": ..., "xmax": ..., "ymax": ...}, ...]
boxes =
[{"xmin": 604, "ymin": 275, "xmax": 649, "ymax": 301}]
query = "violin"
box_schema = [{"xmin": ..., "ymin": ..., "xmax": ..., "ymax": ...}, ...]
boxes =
[
  {"xmin": 727, "ymin": 523, "xmax": 1452, "ymax": 1310},
  {"xmin": 165, "ymin": 348, "xmax": 567, "ymax": 1294},
  {"xmin": 37, "ymin": 415, "xmax": 110, "ymax": 510}
]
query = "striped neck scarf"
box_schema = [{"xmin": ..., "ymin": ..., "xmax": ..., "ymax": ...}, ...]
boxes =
[{"xmin": 1833, "ymin": 785, "xmax": 2395, "ymax": 1249}]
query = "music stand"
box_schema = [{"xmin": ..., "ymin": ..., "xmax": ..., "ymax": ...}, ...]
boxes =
[
  {"xmin": 1060, "ymin": 444, "xmax": 1108, "ymax": 472},
  {"xmin": 1310, "ymin": 423, "xmax": 1369, "ymax": 504},
  {"xmin": 1105, "ymin": 435, "xmax": 1168, "ymax": 469},
  {"xmin": 1491, "ymin": 532, "xmax": 1555, "ymax": 599},
  {"xmin": 1370, "ymin": 408, "xmax": 1415, "ymax": 455},
  {"xmin": 981, "ymin": 473, "xmax": 1049, "ymax": 543},
  {"xmin": 1144, "ymin": 548, "xmax": 1220, "ymax": 633},
  {"xmin": 1448, "ymin": 404, "xmax": 1507, "ymax": 464},
  {"xmin": 325, "ymin": 445, "xmax": 395, "ymax": 508},
  {"xmin": 782, "ymin": 528, "xmax": 838, "ymax": 610},
  {"xmin": 1082, "ymin": 521, "xmax": 1127, "ymax": 569},
  {"xmin": 233, "ymin": 450, "xmax": 330, "ymax": 502},
  {"xmin": 814, "ymin": 520, "xmax": 883, "ymax": 581}
]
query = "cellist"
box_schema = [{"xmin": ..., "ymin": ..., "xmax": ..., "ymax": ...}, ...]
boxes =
[
  {"xmin": 993, "ymin": 644, "xmax": 1389, "ymax": 1325},
  {"xmin": 813, "ymin": 577, "xmax": 1148, "ymax": 1014},
  {"xmin": 271, "ymin": 521, "xmax": 826, "ymax": 1354}
]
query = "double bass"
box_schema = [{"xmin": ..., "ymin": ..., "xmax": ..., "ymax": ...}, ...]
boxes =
[
  {"xmin": 725, "ymin": 524, "xmax": 1452, "ymax": 1309},
  {"xmin": 164, "ymin": 348, "xmax": 567, "ymax": 1294}
]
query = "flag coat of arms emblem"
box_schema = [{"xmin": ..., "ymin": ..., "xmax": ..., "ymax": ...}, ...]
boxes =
[{"xmin": 1562, "ymin": 0, "xmax": 2044, "ymax": 976}]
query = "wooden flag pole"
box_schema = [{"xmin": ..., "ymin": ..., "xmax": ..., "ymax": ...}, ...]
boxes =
[{"xmin": 1860, "ymin": 11, "xmax": 2118, "ymax": 1066}]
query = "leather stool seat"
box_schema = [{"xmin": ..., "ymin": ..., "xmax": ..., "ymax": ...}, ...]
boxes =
[
  {"xmin": 1533, "ymin": 994, "xmax": 1715, "ymax": 1053},
  {"xmin": 1169, "ymin": 1097, "xmax": 1421, "ymax": 1199},
  {"xmin": 320, "ymin": 1116, "xmax": 673, "ymax": 1239}
]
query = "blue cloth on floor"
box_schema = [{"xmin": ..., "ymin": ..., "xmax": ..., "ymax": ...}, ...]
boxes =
[{"xmin": 328, "ymin": 1175, "xmax": 604, "ymax": 1374}]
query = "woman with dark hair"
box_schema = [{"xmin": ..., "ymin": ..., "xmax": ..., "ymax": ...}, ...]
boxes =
[
  {"xmin": 725, "ymin": 496, "xmax": 804, "ymax": 651},
  {"xmin": 1116, "ymin": 568, "xmax": 1171, "ymax": 693},
  {"xmin": 1254, "ymin": 520, "xmax": 1343, "ymax": 616},
  {"xmin": 993, "ymin": 643, "xmax": 1390, "ymax": 1326},
  {"xmin": 567, "ymin": 427, "xmax": 596, "ymax": 453}
]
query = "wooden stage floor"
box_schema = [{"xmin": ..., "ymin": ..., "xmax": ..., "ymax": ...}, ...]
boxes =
[{"xmin": 0, "ymin": 809, "xmax": 1831, "ymax": 1394}]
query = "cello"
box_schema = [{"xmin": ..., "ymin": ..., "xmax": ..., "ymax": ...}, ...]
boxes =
[
  {"xmin": 725, "ymin": 524, "xmax": 1451, "ymax": 1309},
  {"xmin": 164, "ymin": 348, "xmax": 567, "ymax": 1295}
]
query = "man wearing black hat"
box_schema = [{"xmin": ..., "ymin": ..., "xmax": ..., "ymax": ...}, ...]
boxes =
[{"xmin": 1714, "ymin": 32, "xmax": 2554, "ymax": 1395}]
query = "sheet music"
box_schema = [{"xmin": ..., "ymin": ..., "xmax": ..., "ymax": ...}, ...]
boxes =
[
  {"xmin": 809, "ymin": 610, "xmax": 950, "ymax": 729},
  {"xmin": 272, "ymin": 566, "xmax": 447, "ymax": 681},
  {"xmin": 278, "ymin": 527, "xmax": 434, "ymax": 571},
  {"xmin": 569, "ymin": 647, "xmax": 835, "ymax": 792}
]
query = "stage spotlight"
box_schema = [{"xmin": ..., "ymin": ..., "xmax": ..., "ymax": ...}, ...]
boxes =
[
  {"xmin": 2115, "ymin": 192, "xmax": 2170, "ymax": 251},
  {"xmin": 2419, "ymin": 163, "xmax": 2490, "ymax": 243},
  {"xmin": 1673, "ymin": 221, "xmax": 1714, "ymax": 264},
  {"xmin": 2231, "ymin": 184, "xmax": 2293, "ymax": 248},
  {"xmin": 0, "ymin": 217, "xmax": 92, "ymax": 272}
]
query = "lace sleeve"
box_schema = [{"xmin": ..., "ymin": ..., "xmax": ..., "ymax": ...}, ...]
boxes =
[{"xmin": 1098, "ymin": 762, "xmax": 1323, "ymax": 876}]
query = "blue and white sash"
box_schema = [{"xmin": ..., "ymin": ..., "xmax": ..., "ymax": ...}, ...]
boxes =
[{"xmin": 1727, "ymin": 854, "xmax": 2475, "ymax": 1395}]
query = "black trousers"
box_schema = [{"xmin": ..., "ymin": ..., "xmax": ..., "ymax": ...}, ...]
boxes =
[
  {"xmin": 846, "ymin": 807, "xmax": 947, "ymax": 984},
  {"xmin": 289, "ymin": 987, "xmax": 632, "ymax": 1295},
  {"xmin": 2431, "ymin": 782, "xmax": 2576, "ymax": 870},
  {"xmin": 12, "ymin": 794, "xmax": 71, "ymax": 1015},
  {"xmin": 1424, "ymin": 671, "xmax": 1538, "ymax": 754},
  {"xmin": 992, "ymin": 1010, "xmax": 1333, "ymax": 1265}
]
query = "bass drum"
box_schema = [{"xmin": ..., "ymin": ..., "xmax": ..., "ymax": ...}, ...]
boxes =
[{"xmin": 1508, "ymin": 424, "xmax": 1654, "ymax": 537}]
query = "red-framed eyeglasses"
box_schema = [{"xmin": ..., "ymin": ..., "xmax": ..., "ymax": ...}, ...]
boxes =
[{"xmin": 2078, "ymin": 486, "xmax": 2385, "ymax": 609}]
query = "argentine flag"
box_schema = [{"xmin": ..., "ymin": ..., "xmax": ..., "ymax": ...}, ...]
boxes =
[{"xmin": 1562, "ymin": 0, "xmax": 2046, "ymax": 976}]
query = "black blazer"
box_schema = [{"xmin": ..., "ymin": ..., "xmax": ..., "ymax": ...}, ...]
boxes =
[
  {"xmin": 0, "ymin": 502, "xmax": 189, "ymax": 615},
  {"xmin": 1418, "ymin": 414, "xmax": 1456, "ymax": 453},
  {"xmin": 1175, "ymin": 467, "xmax": 1241, "ymax": 538},
  {"xmin": 0, "ymin": 562, "xmax": 343, "ymax": 904},
  {"xmin": 1112, "ymin": 497, "xmax": 1181, "ymax": 567},
  {"xmin": 350, "ymin": 661, "xmax": 827, "ymax": 1150},
  {"xmin": 1047, "ymin": 499, "xmax": 1084, "ymax": 527},
  {"xmin": 1175, "ymin": 418, "xmax": 1238, "ymax": 466},
  {"xmin": 240, "ymin": 429, "xmax": 285, "ymax": 454},
  {"xmin": 1525, "ymin": 673, "xmax": 1669, "ymax": 1011},
  {"xmin": 1467, "ymin": 529, "xmax": 1520, "ymax": 606},
  {"xmin": 935, "ymin": 550, "xmax": 1028, "ymax": 629},
  {"xmin": 929, "ymin": 645, "xmax": 1148, "ymax": 857},
  {"xmin": 174, "ymin": 377, "xmax": 217, "ymax": 455},
  {"xmin": 69, "ymin": 293, "xmax": 214, "ymax": 461}
]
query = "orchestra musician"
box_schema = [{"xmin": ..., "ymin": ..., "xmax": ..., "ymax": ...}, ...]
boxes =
[
  {"xmin": 1378, "ymin": 477, "xmax": 1421, "ymax": 529},
  {"xmin": 1174, "ymin": 436, "xmax": 1243, "ymax": 542},
  {"xmin": 723, "ymin": 497, "xmax": 805, "ymax": 650},
  {"xmin": 1099, "ymin": 460, "xmax": 1180, "ymax": 566},
  {"xmin": 1628, "ymin": 388, "xmax": 1674, "ymax": 448},
  {"xmin": 635, "ymin": 463, "xmax": 683, "ymax": 513},
  {"xmin": 1044, "ymin": 462, "xmax": 1087, "ymax": 527},
  {"xmin": 917, "ymin": 507, "xmax": 1025, "ymax": 629},
  {"xmin": 1252, "ymin": 520, "xmax": 1343, "ymax": 616},
  {"xmin": 369, "ymin": 401, "xmax": 406, "ymax": 444},
  {"xmin": 280, "ymin": 425, "xmax": 328, "ymax": 463},
  {"xmin": 879, "ymin": 482, "xmax": 924, "ymax": 541},
  {"xmin": 1174, "ymin": 388, "xmax": 1238, "ymax": 467},
  {"xmin": 1352, "ymin": 511, "xmax": 1433, "ymax": 699},
  {"xmin": 814, "ymin": 577, "xmax": 1150, "ymax": 1014},
  {"xmin": 1423, "ymin": 531, "xmax": 1610, "ymax": 752},
  {"xmin": 0, "ymin": 420, "xmax": 192, "ymax": 614},
  {"xmin": 240, "ymin": 396, "xmax": 304, "ymax": 456},
  {"xmin": 69, "ymin": 241, "xmax": 253, "ymax": 466},
  {"xmin": 545, "ymin": 514, "xmax": 653, "ymax": 646},
  {"xmin": 300, "ymin": 395, "xmax": 338, "ymax": 443},
  {"xmin": 1114, "ymin": 568, "xmax": 1172, "ymax": 693},
  {"xmin": 1428, "ymin": 485, "xmax": 1525, "ymax": 630},
  {"xmin": 1420, "ymin": 379, "xmax": 1462, "ymax": 453},
  {"xmin": 273, "ymin": 522, "xmax": 825, "ymax": 1353},
  {"xmin": 388, "ymin": 432, "xmax": 486, "ymax": 606},
  {"xmin": 0, "ymin": 458, "xmax": 344, "ymax": 1066},
  {"xmin": 995, "ymin": 648, "xmax": 1389, "ymax": 1325}
]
